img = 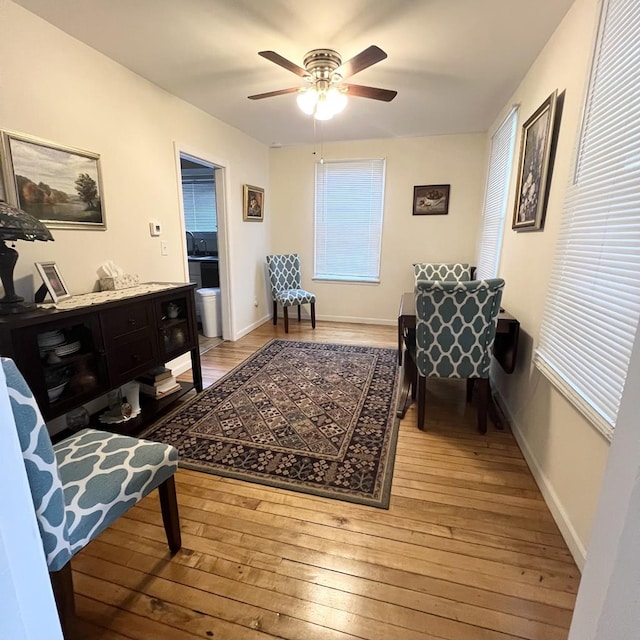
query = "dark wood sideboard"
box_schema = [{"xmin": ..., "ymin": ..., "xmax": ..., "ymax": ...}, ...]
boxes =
[{"xmin": 0, "ymin": 282, "xmax": 202, "ymax": 435}]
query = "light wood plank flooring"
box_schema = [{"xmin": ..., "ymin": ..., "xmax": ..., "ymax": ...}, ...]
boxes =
[{"xmin": 71, "ymin": 320, "xmax": 580, "ymax": 640}]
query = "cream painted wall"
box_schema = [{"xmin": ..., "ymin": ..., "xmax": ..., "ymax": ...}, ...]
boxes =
[
  {"xmin": 0, "ymin": 0, "xmax": 271, "ymax": 339},
  {"xmin": 490, "ymin": 0, "xmax": 607, "ymax": 566},
  {"xmin": 269, "ymin": 135, "xmax": 487, "ymax": 323}
]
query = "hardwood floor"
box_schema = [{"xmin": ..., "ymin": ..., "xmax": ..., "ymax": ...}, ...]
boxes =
[{"xmin": 71, "ymin": 320, "xmax": 580, "ymax": 640}]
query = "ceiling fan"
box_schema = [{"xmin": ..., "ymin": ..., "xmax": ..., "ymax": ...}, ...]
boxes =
[{"xmin": 248, "ymin": 45, "xmax": 397, "ymax": 120}]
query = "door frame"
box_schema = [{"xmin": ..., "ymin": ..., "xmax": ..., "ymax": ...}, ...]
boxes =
[{"xmin": 174, "ymin": 143, "xmax": 233, "ymax": 341}]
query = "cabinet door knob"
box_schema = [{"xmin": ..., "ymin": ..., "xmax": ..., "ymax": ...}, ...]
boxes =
[
  {"xmin": 131, "ymin": 354, "xmax": 139, "ymax": 362},
  {"xmin": 128, "ymin": 318, "xmax": 136, "ymax": 326}
]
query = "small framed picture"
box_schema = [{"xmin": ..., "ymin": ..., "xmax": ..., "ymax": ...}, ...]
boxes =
[
  {"xmin": 243, "ymin": 184, "xmax": 264, "ymax": 221},
  {"xmin": 35, "ymin": 262, "xmax": 71, "ymax": 302},
  {"xmin": 413, "ymin": 184, "xmax": 450, "ymax": 215}
]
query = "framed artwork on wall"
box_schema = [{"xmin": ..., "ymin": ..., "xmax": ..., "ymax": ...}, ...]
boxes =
[
  {"xmin": 35, "ymin": 261, "xmax": 71, "ymax": 303},
  {"xmin": 412, "ymin": 184, "xmax": 450, "ymax": 215},
  {"xmin": 0, "ymin": 130, "xmax": 106, "ymax": 230},
  {"xmin": 512, "ymin": 90, "xmax": 558, "ymax": 231},
  {"xmin": 243, "ymin": 184, "xmax": 264, "ymax": 221}
]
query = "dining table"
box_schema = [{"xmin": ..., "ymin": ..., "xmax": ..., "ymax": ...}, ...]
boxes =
[{"xmin": 396, "ymin": 291, "xmax": 520, "ymax": 423}]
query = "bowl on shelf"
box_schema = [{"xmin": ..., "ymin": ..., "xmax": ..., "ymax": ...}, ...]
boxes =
[{"xmin": 47, "ymin": 380, "xmax": 68, "ymax": 403}]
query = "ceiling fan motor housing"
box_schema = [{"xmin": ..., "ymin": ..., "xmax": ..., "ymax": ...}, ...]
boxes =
[{"xmin": 303, "ymin": 49, "xmax": 343, "ymax": 83}]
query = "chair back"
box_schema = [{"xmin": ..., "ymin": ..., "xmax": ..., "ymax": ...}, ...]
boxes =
[
  {"xmin": 414, "ymin": 279, "xmax": 505, "ymax": 379},
  {"xmin": 3, "ymin": 357, "xmax": 72, "ymax": 570},
  {"xmin": 413, "ymin": 262, "xmax": 471, "ymax": 283},
  {"xmin": 266, "ymin": 254, "xmax": 302, "ymax": 299}
]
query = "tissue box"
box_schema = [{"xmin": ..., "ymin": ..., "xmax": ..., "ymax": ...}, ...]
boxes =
[{"xmin": 99, "ymin": 274, "xmax": 140, "ymax": 291}]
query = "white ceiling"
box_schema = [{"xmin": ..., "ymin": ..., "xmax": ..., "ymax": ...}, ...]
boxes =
[{"xmin": 13, "ymin": 0, "xmax": 575, "ymax": 147}]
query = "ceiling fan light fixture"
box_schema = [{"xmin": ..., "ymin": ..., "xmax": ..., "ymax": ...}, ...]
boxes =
[
  {"xmin": 326, "ymin": 87, "xmax": 347, "ymax": 114},
  {"xmin": 296, "ymin": 87, "xmax": 317, "ymax": 115}
]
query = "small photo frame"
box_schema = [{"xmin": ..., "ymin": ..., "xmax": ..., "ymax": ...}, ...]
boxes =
[
  {"xmin": 243, "ymin": 184, "xmax": 264, "ymax": 222},
  {"xmin": 35, "ymin": 262, "xmax": 71, "ymax": 303},
  {"xmin": 413, "ymin": 184, "xmax": 450, "ymax": 216}
]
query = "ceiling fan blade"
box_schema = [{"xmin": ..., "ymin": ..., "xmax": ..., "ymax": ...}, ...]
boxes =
[
  {"xmin": 335, "ymin": 45, "xmax": 387, "ymax": 78},
  {"xmin": 248, "ymin": 87, "xmax": 300, "ymax": 100},
  {"xmin": 258, "ymin": 51, "xmax": 308, "ymax": 78},
  {"xmin": 343, "ymin": 83, "xmax": 397, "ymax": 102}
]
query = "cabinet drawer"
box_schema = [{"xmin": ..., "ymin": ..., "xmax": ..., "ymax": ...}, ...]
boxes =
[
  {"xmin": 106, "ymin": 330, "xmax": 157, "ymax": 382},
  {"xmin": 101, "ymin": 303, "xmax": 153, "ymax": 340}
]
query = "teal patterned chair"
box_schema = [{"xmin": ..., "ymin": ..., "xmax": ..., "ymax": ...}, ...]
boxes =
[
  {"xmin": 4, "ymin": 357, "xmax": 181, "ymax": 634},
  {"xmin": 266, "ymin": 253, "xmax": 316, "ymax": 333},
  {"xmin": 409, "ymin": 279, "xmax": 504, "ymax": 433},
  {"xmin": 413, "ymin": 262, "xmax": 472, "ymax": 283}
]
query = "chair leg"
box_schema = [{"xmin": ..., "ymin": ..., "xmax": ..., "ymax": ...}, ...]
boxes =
[
  {"xmin": 310, "ymin": 302, "xmax": 316, "ymax": 329},
  {"xmin": 283, "ymin": 307, "xmax": 289, "ymax": 333},
  {"xmin": 408, "ymin": 356, "xmax": 417, "ymax": 400},
  {"xmin": 476, "ymin": 378, "xmax": 489, "ymax": 434},
  {"xmin": 417, "ymin": 375, "xmax": 427, "ymax": 430},
  {"xmin": 297, "ymin": 305, "xmax": 301, "ymax": 321},
  {"xmin": 50, "ymin": 562, "xmax": 75, "ymax": 637},
  {"xmin": 158, "ymin": 475, "xmax": 182, "ymax": 553},
  {"xmin": 272, "ymin": 301, "xmax": 277, "ymax": 325},
  {"xmin": 466, "ymin": 378, "xmax": 475, "ymax": 403}
]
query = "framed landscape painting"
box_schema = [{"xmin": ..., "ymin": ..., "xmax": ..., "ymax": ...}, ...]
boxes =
[
  {"xmin": 512, "ymin": 91, "xmax": 558, "ymax": 231},
  {"xmin": 1, "ymin": 131, "xmax": 106, "ymax": 230}
]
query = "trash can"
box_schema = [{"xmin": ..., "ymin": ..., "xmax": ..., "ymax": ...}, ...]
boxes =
[{"xmin": 196, "ymin": 288, "xmax": 221, "ymax": 337}]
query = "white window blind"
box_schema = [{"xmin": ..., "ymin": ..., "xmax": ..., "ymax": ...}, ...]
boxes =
[
  {"xmin": 534, "ymin": 0, "xmax": 640, "ymax": 439},
  {"xmin": 182, "ymin": 176, "xmax": 217, "ymax": 231},
  {"xmin": 314, "ymin": 159, "xmax": 385, "ymax": 282},
  {"xmin": 476, "ymin": 106, "xmax": 519, "ymax": 279}
]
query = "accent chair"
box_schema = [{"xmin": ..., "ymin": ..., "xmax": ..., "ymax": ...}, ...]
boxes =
[
  {"xmin": 409, "ymin": 278, "xmax": 505, "ymax": 433},
  {"xmin": 4, "ymin": 357, "xmax": 181, "ymax": 635},
  {"xmin": 266, "ymin": 253, "xmax": 316, "ymax": 333}
]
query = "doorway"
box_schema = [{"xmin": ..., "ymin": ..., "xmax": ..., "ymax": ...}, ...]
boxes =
[{"xmin": 176, "ymin": 148, "xmax": 231, "ymax": 343}]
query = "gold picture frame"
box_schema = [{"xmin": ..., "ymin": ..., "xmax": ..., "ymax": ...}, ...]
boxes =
[
  {"xmin": 512, "ymin": 91, "xmax": 558, "ymax": 231},
  {"xmin": 243, "ymin": 184, "xmax": 264, "ymax": 222}
]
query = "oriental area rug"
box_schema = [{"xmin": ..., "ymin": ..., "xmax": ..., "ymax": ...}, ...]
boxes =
[{"xmin": 142, "ymin": 339, "xmax": 400, "ymax": 508}]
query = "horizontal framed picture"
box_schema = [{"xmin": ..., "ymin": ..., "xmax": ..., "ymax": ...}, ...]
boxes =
[
  {"xmin": 1, "ymin": 130, "xmax": 106, "ymax": 230},
  {"xmin": 413, "ymin": 184, "xmax": 450, "ymax": 216},
  {"xmin": 35, "ymin": 261, "xmax": 71, "ymax": 303},
  {"xmin": 243, "ymin": 184, "xmax": 264, "ymax": 222}
]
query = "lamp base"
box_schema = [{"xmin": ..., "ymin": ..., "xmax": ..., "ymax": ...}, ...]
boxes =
[{"xmin": 0, "ymin": 299, "xmax": 35, "ymax": 315}]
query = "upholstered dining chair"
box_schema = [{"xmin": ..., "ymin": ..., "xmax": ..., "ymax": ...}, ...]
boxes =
[
  {"xmin": 4, "ymin": 357, "xmax": 181, "ymax": 635},
  {"xmin": 266, "ymin": 253, "xmax": 316, "ymax": 333},
  {"xmin": 413, "ymin": 262, "xmax": 472, "ymax": 283},
  {"xmin": 409, "ymin": 278, "xmax": 505, "ymax": 434}
]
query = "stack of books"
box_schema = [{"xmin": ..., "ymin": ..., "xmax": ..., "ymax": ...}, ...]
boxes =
[{"xmin": 137, "ymin": 366, "xmax": 181, "ymax": 399}]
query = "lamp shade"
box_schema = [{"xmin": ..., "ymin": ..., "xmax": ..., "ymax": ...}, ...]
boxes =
[{"xmin": 0, "ymin": 201, "xmax": 54, "ymax": 242}]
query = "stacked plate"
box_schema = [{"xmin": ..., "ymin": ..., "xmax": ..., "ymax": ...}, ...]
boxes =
[
  {"xmin": 38, "ymin": 330, "xmax": 65, "ymax": 357},
  {"xmin": 54, "ymin": 340, "xmax": 81, "ymax": 357}
]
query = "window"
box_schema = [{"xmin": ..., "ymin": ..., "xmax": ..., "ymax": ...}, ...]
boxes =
[
  {"xmin": 314, "ymin": 159, "xmax": 386, "ymax": 282},
  {"xmin": 475, "ymin": 107, "xmax": 519, "ymax": 279},
  {"xmin": 534, "ymin": 0, "xmax": 640, "ymax": 439},
  {"xmin": 181, "ymin": 169, "xmax": 217, "ymax": 231}
]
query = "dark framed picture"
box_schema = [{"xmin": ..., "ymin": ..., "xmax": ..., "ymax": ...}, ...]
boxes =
[
  {"xmin": 413, "ymin": 184, "xmax": 450, "ymax": 216},
  {"xmin": 243, "ymin": 184, "xmax": 264, "ymax": 222},
  {"xmin": 35, "ymin": 261, "xmax": 71, "ymax": 303},
  {"xmin": 0, "ymin": 130, "xmax": 106, "ymax": 230},
  {"xmin": 512, "ymin": 91, "xmax": 558, "ymax": 231}
]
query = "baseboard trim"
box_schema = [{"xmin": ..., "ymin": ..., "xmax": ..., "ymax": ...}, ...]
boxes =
[
  {"xmin": 233, "ymin": 314, "xmax": 272, "ymax": 341},
  {"xmin": 494, "ymin": 390, "xmax": 587, "ymax": 570},
  {"xmin": 316, "ymin": 314, "xmax": 396, "ymax": 326}
]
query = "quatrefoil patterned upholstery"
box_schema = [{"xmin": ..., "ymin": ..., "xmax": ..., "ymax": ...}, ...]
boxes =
[
  {"xmin": 414, "ymin": 279, "xmax": 505, "ymax": 379},
  {"xmin": 413, "ymin": 262, "xmax": 472, "ymax": 283},
  {"xmin": 4, "ymin": 357, "xmax": 178, "ymax": 573},
  {"xmin": 266, "ymin": 253, "xmax": 316, "ymax": 307}
]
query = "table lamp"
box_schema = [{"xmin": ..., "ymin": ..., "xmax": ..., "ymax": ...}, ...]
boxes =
[{"xmin": 0, "ymin": 201, "xmax": 54, "ymax": 314}]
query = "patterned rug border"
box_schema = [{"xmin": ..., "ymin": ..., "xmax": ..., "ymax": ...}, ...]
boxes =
[{"xmin": 142, "ymin": 339, "xmax": 400, "ymax": 509}]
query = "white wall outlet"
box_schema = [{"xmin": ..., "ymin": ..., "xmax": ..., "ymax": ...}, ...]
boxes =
[
  {"xmin": 149, "ymin": 221, "xmax": 162, "ymax": 236},
  {"xmin": 160, "ymin": 240, "xmax": 169, "ymax": 256}
]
